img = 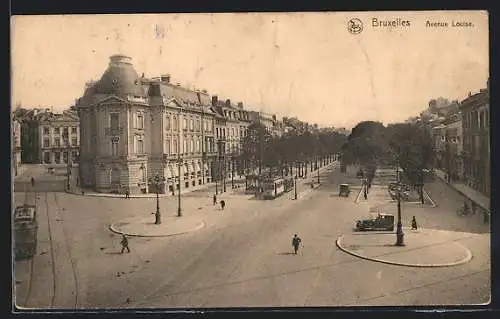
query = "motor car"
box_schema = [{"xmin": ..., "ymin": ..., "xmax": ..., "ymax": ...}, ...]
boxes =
[
  {"xmin": 355, "ymin": 213, "xmax": 394, "ymax": 231},
  {"xmin": 339, "ymin": 183, "xmax": 350, "ymax": 197}
]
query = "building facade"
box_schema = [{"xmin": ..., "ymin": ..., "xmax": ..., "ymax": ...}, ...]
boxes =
[
  {"xmin": 431, "ymin": 124, "xmax": 447, "ymax": 171},
  {"xmin": 37, "ymin": 111, "xmax": 80, "ymax": 165},
  {"xmin": 443, "ymin": 118, "xmax": 463, "ymax": 182},
  {"xmin": 13, "ymin": 108, "xmax": 80, "ymax": 165},
  {"xmin": 460, "ymin": 83, "xmax": 490, "ymax": 197},
  {"xmin": 211, "ymin": 96, "xmax": 252, "ymax": 181},
  {"xmin": 12, "ymin": 119, "xmax": 22, "ymax": 176},
  {"xmin": 249, "ymin": 111, "xmax": 275, "ymax": 133},
  {"xmin": 77, "ymin": 55, "xmax": 220, "ymax": 194}
]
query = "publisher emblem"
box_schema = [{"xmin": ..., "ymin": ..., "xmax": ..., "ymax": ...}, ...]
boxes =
[{"xmin": 348, "ymin": 18, "xmax": 363, "ymax": 34}]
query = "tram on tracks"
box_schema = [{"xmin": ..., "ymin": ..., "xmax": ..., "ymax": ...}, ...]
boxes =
[
  {"xmin": 262, "ymin": 177, "xmax": 286, "ymax": 199},
  {"xmin": 14, "ymin": 191, "xmax": 38, "ymax": 260}
]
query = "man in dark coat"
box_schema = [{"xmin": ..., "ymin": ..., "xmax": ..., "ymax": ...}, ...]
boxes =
[
  {"xmin": 213, "ymin": 194, "xmax": 217, "ymax": 206},
  {"xmin": 220, "ymin": 200, "xmax": 225, "ymax": 210},
  {"xmin": 120, "ymin": 235, "xmax": 130, "ymax": 253},
  {"xmin": 292, "ymin": 234, "xmax": 302, "ymax": 254},
  {"xmin": 411, "ymin": 216, "xmax": 418, "ymax": 230}
]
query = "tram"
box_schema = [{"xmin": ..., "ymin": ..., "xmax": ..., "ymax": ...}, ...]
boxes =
[
  {"xmin": 14, "ymin": 204, "xmax": 38, "ymax": 260},
  {"xmin": 13, "ymin": 190, "xmax": 38, "ymax": 260},
  {"xmin": 262, "ymin": 177, "xmax": 285, "ymax": 199}
]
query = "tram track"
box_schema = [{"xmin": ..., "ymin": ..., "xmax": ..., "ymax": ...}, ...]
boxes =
[
  {"xmin": 43, "ymin": 192, "xmax": 58, "ymax": 308},
  {"xmin": 52, "ymin": 192, "xmax": 80, "ymax": 309}
]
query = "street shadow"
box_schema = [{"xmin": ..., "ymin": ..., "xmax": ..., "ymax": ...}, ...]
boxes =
[
  {"xmin": 276, "ymin": 252, "xmax": 295, "ymax": 255},
  {"xmin": 105, "ymin": 251, "xmax": 124, "ymax": 255}
]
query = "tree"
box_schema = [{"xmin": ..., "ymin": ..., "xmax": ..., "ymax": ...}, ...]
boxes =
[
  {"xmin": 385, "ymin": 122, "xmax": 435, "ymax": 203},
  {"xmin": 241, "ymin": 122, "xmax": 273, "ymax": 176},
  {"xmin": 343, "ymin": 121, "xmax": 389, "ymax": 166}
]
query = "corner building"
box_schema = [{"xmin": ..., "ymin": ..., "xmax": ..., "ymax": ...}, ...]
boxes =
[{"xmin": 77, "ymin": 55, "xmax": 218, "ymax": 194}]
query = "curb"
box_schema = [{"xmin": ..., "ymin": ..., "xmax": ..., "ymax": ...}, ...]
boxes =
[
  {"xmin": 108, "ymin": 219, "xmax": 206, "ymax": 238},
  {"xmin": 423, "ymin": 188, "xmax": 437, "ymax": 208},
  {"xmin": 434, "ymin": 172, "xmax": 489, "ymax": 213},
  {"xmin": 387, "ymin": 189, "xmax": 437, "ymax": 208},
  {"xmin": 354, "ymin": 185, "xmax": 364, "ymax": 203},
  {"xmin": 335, "ymin": 235, "xmax": 473, "ymax": 268}
]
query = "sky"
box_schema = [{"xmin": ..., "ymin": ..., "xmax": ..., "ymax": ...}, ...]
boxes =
[{"xmin": 11, "ymin": 11, "xmax": 488, "ymax": 129}]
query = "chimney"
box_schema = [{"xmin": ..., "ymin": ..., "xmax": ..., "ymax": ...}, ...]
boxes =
[
  {"xmin": 212, "ymin": 95, "xmax": 218, "ymax": 106},
  {"xmin": 237, "ymin": 102, "xmax": 243, "ymax": 109},
  {"xmin": 225, "ymin": 99, "xmax": 231, "ymax": 107},
  {"xmin": 160, "ymin": 74, "xmax": 171, "ymax": 83}
]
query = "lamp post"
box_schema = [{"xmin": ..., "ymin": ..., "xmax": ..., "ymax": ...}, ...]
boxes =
[
  {"xmin": 149, "ymin": 174, "xmax": 166, "ymax": 225},
  {"xmin": 294, "ymin": 174, "xmax": 298, "ymax": 200},
  {"xmin": 395, "ymin": 183, "xmax": 405, "ymax": 246},
  {"xmin": 177, "ymin": 157, "xmax": 182, "ymax": 217},
  {"xmin": 317, "ymin": 156, "xmax": 320, "ymax": 184},
  {"xmin": 394, "ymin": 165, "xmax": 405, "ymax": 246}
]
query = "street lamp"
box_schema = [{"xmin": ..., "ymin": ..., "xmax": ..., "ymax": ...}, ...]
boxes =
[
  {"xmin": 394, "ymin": 182, "xmax": 405, "ymax": 246},
  {"xmin": 177, "ymin": 157, "xmax": 183, "ymax": 217},
  {"xmin": 149, "ymin": 174, "xmax": 166, "ymax": 225},
  {"xmin": 294, "ymin": 175, "xmax": 298, "ymax": 200},
  {"xmin": 317, "ymin": 156, "xmax": 320, "ymax": 184}
]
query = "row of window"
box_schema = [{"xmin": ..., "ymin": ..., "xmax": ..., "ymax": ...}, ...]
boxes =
[
  {"xmin": 223, "ymin": 109, "xmax": 250, "ymax": 121},
  {"xmin": 216, "ymin": 127, "xmax": 246, "ymax": 139},
  {"xmin": 463, "ymin": 108, "xmax": 489, "ymax": 130},
  {"xmin": 163, "ymin": 137, "xmax": 217, "ymax": 154},
  {"xmin": 165, "ymin": 115, "xmax": 215, "ymax": 133},
  {"xmin": 43, "ymin": 137, "xmax": 79, "ymax": 148},
  {"xmin": 43, "ymin": 151, "xmax": 79, "ymax": 164},
  {"xmin": 43, "ymin": 126, "xmax": 78, "ymax": 135},
  {"xmin": 111, "ymin": 112, "xmax": 218, "ymax": 134}
]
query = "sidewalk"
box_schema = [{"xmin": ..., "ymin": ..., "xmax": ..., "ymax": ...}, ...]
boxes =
[
  {"xmin": 434, "ymin": 169, "xmax": 490, "ymax": 212},
  {"xmin": 109, "ymin": 215, "xmax": 205, "ymax": 237},
  {"xmin": 67, "ymin": 162, "xmax": 337, "ymax": 199},
  {"xmin": 336, "ymin": 228, "xmax": 474, "ymax": 268},
  {"xmin": 66, "ymin": 172, "xmax": 246, "ymax": 199}
]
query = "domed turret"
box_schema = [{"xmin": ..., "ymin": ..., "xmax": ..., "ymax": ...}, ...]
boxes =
[{"xmin": 94, "ymin": 55, "xmax": 146, "ymax": 97}]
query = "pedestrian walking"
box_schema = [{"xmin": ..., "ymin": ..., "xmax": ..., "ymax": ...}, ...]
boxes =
[
  {"xmin": 364, "ymin": 188, "xmax": 368, "ymax": 200},
  {"xmin": 120, "ymin": 235, "xmax": 130, "ymax": 253},
  {"xmin": 125, "ymin": 190, "xmax": 130, "ymax": 199},
  {"xmin": 213, "ymin": 194, "xmax": 217, "ymax": 205},
  {"xmin": 292, "ymin": 234, "xmax": 302, "ymax": 255},
  {"xmin": 220, "ymin": 200, "xmax": 225, "ymax": 210},
  {"xmin": 411, "ymin": 216, "xmax": 418, "ymax": 230},
  {"xmin": 30, "ymin": 177, "xmax": 35, "ymax": 188}
]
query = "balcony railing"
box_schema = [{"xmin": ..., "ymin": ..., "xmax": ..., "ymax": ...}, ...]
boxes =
[{"xmin": 105, "ymin": 127, "xmax": 124, "ymax": 136}]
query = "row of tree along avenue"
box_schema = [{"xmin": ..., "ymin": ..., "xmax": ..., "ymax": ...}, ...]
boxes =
[
  {"xmin": 341, "ymin": 120, "xmax": 435, "ymax": 202},
  {"xmin": 240, "ymin": 122, "xmax": 347, "ymax": 189}
]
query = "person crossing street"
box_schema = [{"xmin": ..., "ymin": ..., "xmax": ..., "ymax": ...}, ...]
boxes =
[
  {"xmin": 411, "ymin": 216, "xmax": 418, "ymax": 230},
  {"xmin": 120, "ymin": 234, "xmax": 130, "ymax": 253},
  {"xmin": 292, "ymin": 234, "xmax": 302, "ymax": 255}
]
